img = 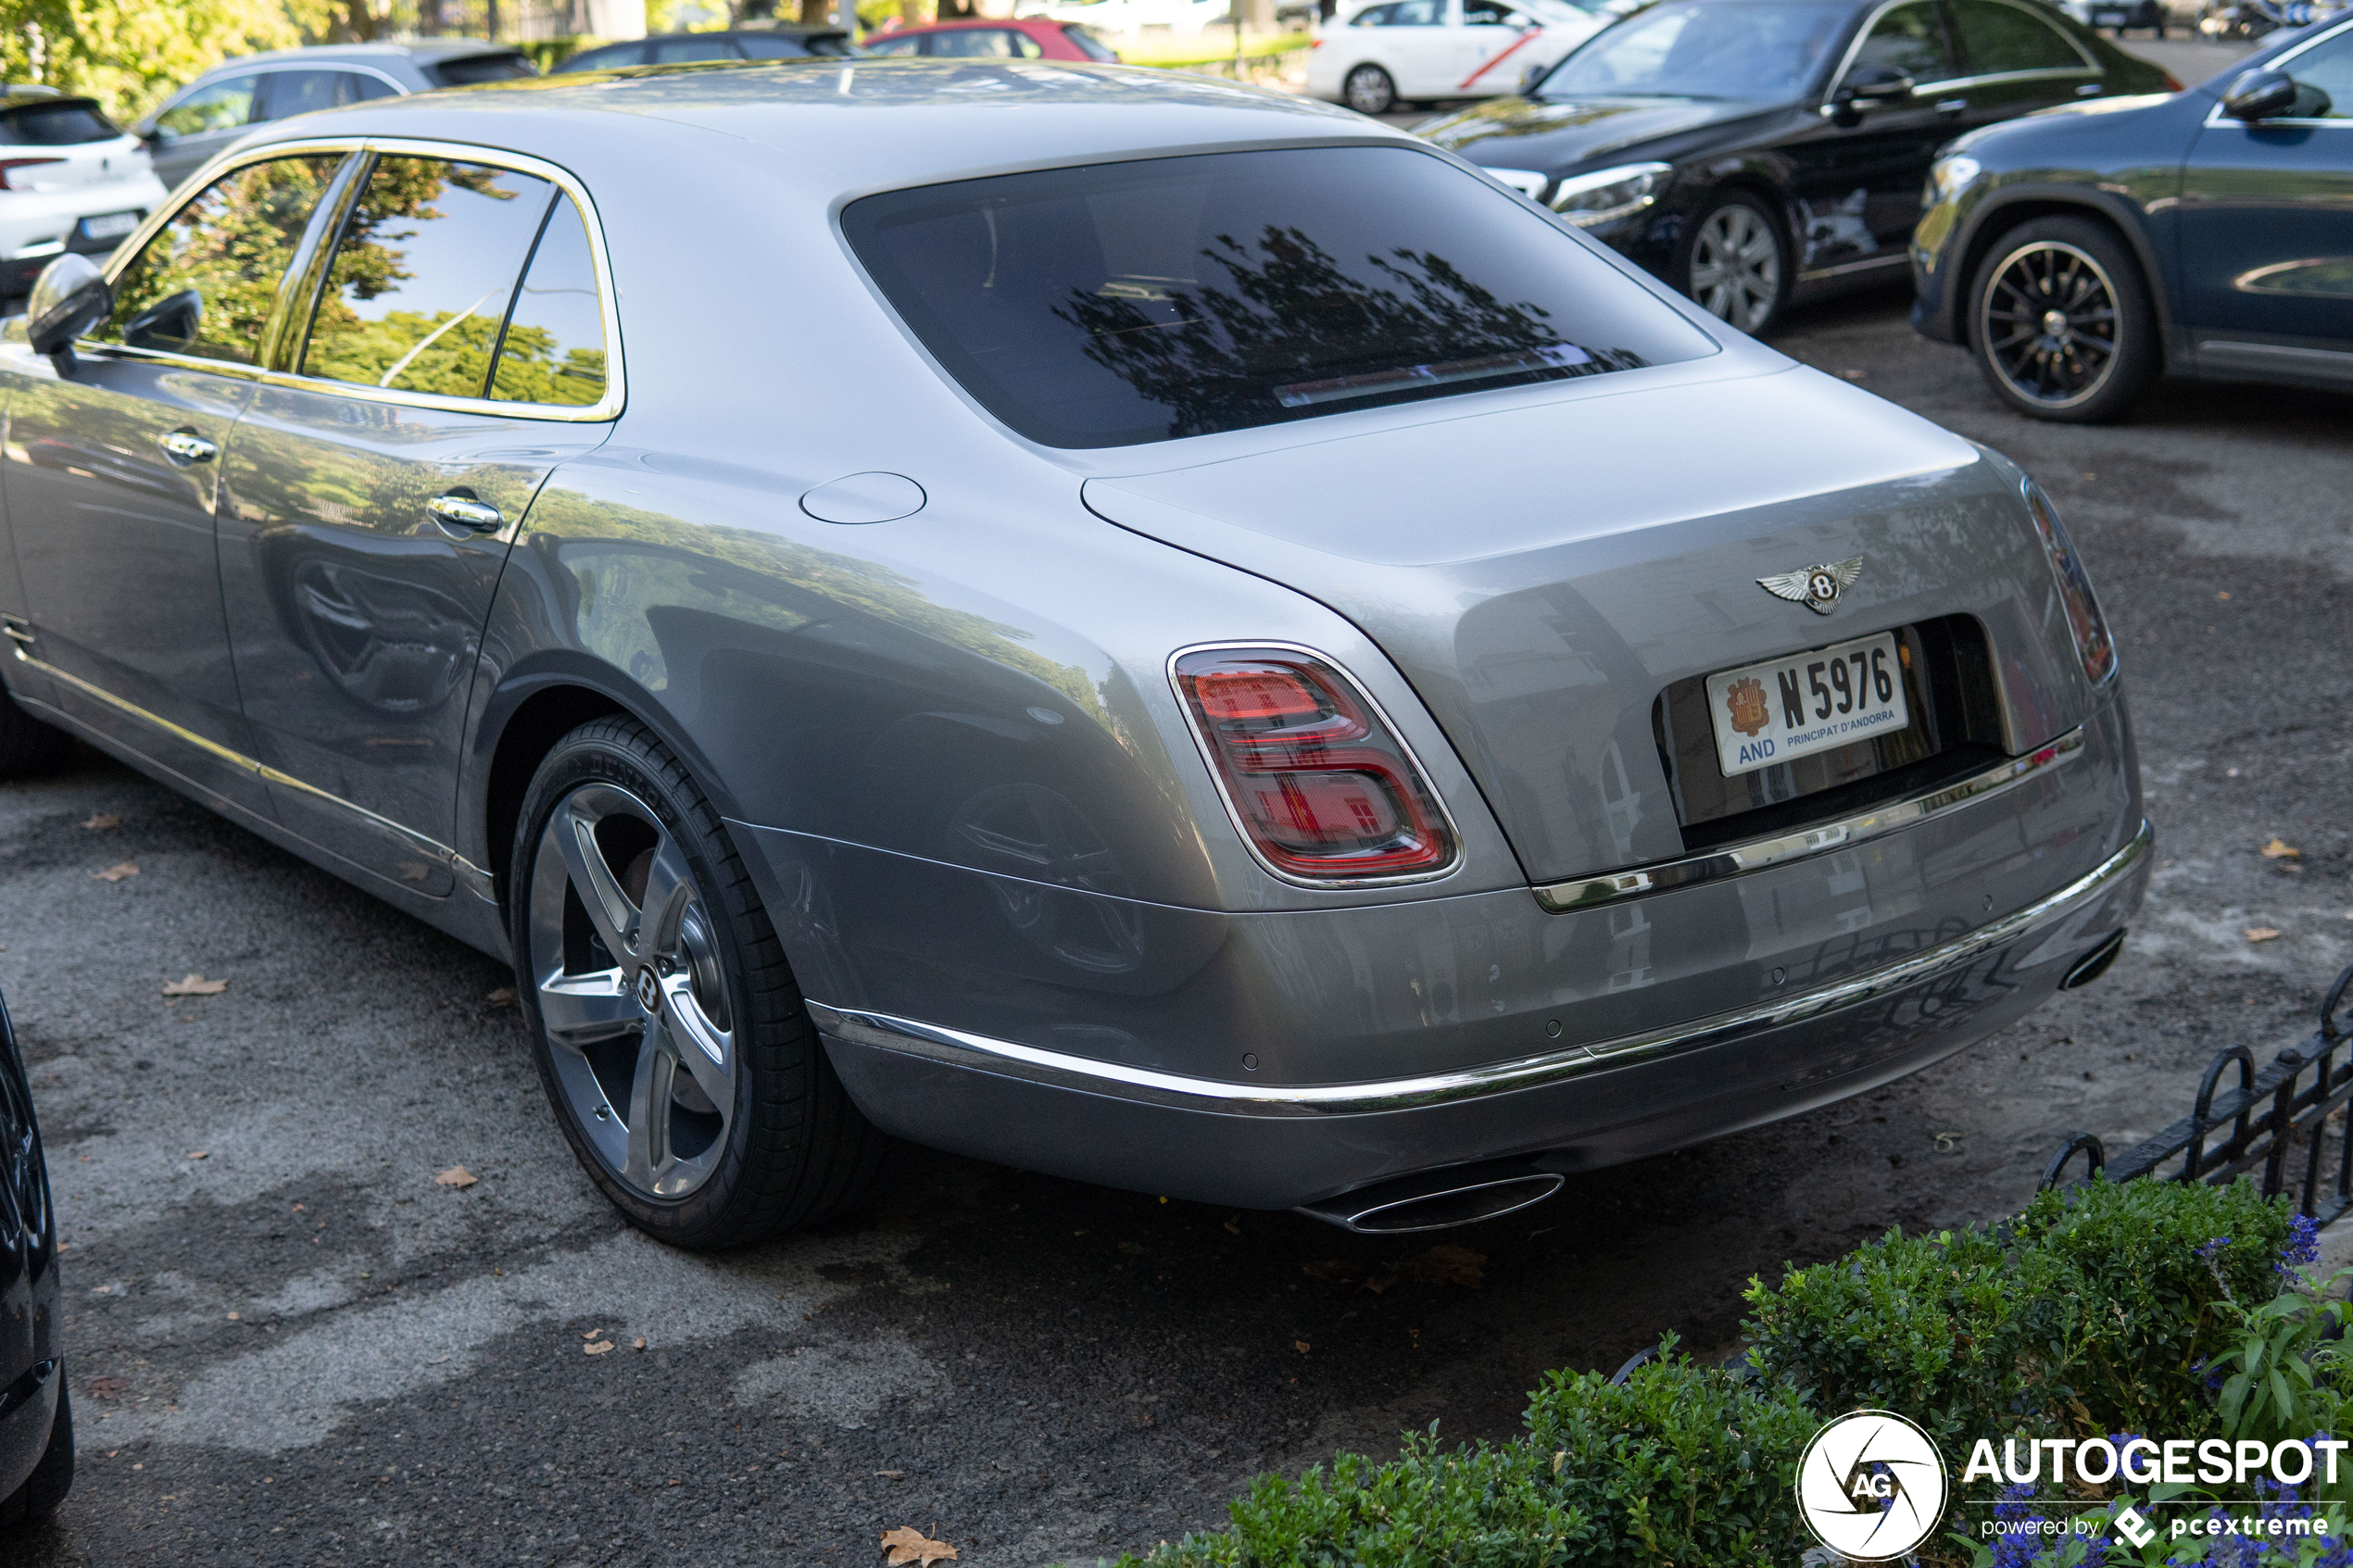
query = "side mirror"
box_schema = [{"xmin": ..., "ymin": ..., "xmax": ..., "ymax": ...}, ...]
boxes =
[
  {"xmin": 25, "ymin": 253, "xmax": 111, "ymax": 376},
  {"xmin": 1836, "ymin": 62, "xmax": 1916, "ymax": 106},
  {"xmin": 2221, "ymin": 68, "xmax": 2299, "ymax": 121}
]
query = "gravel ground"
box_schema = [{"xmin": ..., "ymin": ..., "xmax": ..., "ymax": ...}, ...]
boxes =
[{"xmin": 9, "ymin": 64, "xmax": 2351, "ymax": 1568}]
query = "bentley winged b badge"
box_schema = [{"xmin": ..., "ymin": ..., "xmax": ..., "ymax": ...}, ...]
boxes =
[{"xmin": 1758, "ymin": 556, "xmax": 1863, "ymax": 615}]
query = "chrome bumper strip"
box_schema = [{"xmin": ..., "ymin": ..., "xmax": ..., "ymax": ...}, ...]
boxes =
[
  {"xmin": 1533, "ymin": 727, "xmax": 2085, "ymax": 913},
  {"xmin": 810, "ymin": 819, "xmax": 2149, "ymax": 1119}
]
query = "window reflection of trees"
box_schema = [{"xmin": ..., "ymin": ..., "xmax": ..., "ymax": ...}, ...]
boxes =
[
  {"xmin": 1055, "ymin": 225, "xmax": 1646, "ymax": 438},
  {"xmin": 107, "ymin": 155, "xmax": 343, "ymax": 364}
]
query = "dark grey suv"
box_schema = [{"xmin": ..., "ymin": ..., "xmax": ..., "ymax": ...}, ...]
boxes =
[{"xmin": 134, "ymin": 42, "xmax": 536, "ymax": 190}]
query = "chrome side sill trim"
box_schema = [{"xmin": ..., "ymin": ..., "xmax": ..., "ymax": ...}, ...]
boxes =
[
  {"xmin": 1533, "ymin": 727, "xmax": 2083, "ymax": 913},
  {"xmin": 1798, "ymin": 253, "xmax": 1913, "ymax": 283},
  {"xmin": 810, "ymin": 819, "xmax": 2148, "ymax": 1119}
]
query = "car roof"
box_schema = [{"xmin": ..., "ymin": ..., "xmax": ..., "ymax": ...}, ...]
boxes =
[{"xmin": 264, "ymin": 56, "xmax": 1382, "ymax": 194}]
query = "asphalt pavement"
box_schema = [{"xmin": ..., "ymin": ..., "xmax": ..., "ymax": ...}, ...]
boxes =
[{"xmin": 11, "ymin": 40, "xmax": 2352, "ymax": 1567}]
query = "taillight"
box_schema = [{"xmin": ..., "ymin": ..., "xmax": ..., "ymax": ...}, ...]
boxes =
[
  {"xmin": 1173, "ymin": 646, "xmax": 1456, "ymax": 883},
  {"xmin": 0, "ymin": 158, "xmax": 65, "ymax": 191},
  {"xmin": 2163, "ymin": 71, "xmax": 2184, "ymax": 91},
  {"xmin": 2023, "ymin": 480, "xmax": 2117, "ymax": 687}
]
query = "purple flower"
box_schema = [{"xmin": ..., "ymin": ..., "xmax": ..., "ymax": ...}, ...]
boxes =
[
  {"xmin": 2280, "ymin": 1212, "xmax": 2322, "ymax": 1273},
  {"xmin": 2197, "ymin": 1236, "xmax": 2233, "ymax": 1260}
]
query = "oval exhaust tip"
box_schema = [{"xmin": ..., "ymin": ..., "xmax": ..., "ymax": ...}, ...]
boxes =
[
  {"xmin": 1299, "ymin": 1165, "xmax": 1565, "ymax": 1234},
  {"xmin": 2062, "ymin": 929, "xmax": 2127, "ymax": 990}
]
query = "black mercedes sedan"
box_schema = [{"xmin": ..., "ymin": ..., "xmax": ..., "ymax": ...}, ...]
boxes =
[
  {"xmin": 0, "ymin": 990, "xmax": 67, "ymax": 1532},
  {"xmin": 1912, "ymin": 14, "xmax": 2353, "ymax": 420},
  {"xmin": 1420, "ymin": 0, "xmax": 2173, "ymax": 334}
]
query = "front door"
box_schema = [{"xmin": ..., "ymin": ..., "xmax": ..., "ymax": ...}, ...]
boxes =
[
  {"xmin": 1791, "ymin": 0, "xmax": 1967, "ymax": 275},
  {"xmin": 0, "ymin": 151, "xmax": 345, "ymax": 814},
  {"xmin": 220, "ymin": 152, "xmax": 616, "ymax": 892},
  {"xmin": 2176, "ymin": 23, "xmax": 2353, "ymax": 375}
]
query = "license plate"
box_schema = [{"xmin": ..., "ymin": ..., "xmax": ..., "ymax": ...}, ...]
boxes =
[
  {"xmin": 79, "ymin": 211, "xmax": 138, "ymax": 241},
  {"xmin": 1704, "ymin": 630, "xmax": 1910, "ymax": 778}
]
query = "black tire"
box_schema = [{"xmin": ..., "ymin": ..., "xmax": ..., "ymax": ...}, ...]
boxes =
[
  {"xmin": 1679, "ymin": 190, "xmax": 1792, "ymax": 336},
  {"xmin": 0, "ymin": 1383, "xmax": 73, "ymax": 1530},
  {"xmin": 509, "ymin": 717, "xmax": 887, "ymax": 1250},
  {"xmin": 0, "ymin": 684, "xmax": 71, "ymax": 782},
  {"xmin": 1969, "ymin": 215, "xmax": 2159, "ymax": 423},
  {"xmin": 1343, "ymin": 63, "xmax": 1397, "ymax": 115}
]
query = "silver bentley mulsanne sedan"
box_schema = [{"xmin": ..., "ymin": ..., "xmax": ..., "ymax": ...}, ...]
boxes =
[{"xmin": 0, "ymin": 59, "xmax": 2146, "ymax": 1245}]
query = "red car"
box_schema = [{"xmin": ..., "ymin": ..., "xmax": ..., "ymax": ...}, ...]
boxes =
[{"xmin": 860, "ymin": 17, "xmax": 1121, "ymax": 58}]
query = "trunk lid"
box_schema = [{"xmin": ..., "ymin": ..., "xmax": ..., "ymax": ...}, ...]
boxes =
[{"xmin": 1084, "ymin": 365, "xmax": 2089, "ymax": 885}]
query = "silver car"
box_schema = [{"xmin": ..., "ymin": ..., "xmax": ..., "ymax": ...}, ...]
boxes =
[{"xmin": 0, "ymin": 61, "xmax": 2147, "ymax": 1246}]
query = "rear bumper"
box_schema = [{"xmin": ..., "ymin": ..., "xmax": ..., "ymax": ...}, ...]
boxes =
[{"xmin": 815, "ymin": 819, "xmax": 2148, "ymax": 1208}]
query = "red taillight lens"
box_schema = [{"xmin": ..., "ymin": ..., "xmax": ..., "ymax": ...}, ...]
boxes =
[
  {"xmin": 2164, "ymin": 71, "xmax": 2184, "ymax": 91},
  {"xmin": 1174, "ymin": 648, "xmax": 1456, "ymax": 882},
  {"xmin": 2023, "ymin": 481, "xmax": 2117, "ymax": 686},
  {"xmin": 0, "ymin": 158, "xmax": 65, "ymax": 192}
]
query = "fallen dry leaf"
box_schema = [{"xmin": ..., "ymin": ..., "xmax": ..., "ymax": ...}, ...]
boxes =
[
  {"xmin": 584, "ymin": 1339, "xmax": 615, "ymax": 1355},
  {"xmin": 876, "ymin": 1469, "xmax": 906, "ymax": 1479},
  {"xmin": 80, "ymin": 813, "xmax": 120, "ymax": 831},
  {"xmin": 880, "ymin": 1526, "xmax": 959, "ymax": 1566},
  {"xmin": 1302, "ymin": 1259, "xmax": 1357, "ymax": 1284},
  {"xmin": 486, "ymin": 985, "xmax": 518, "ymax": 1008},
  {"xmin": 161, "ymin": 973, "xmax": 225, "ymax": 996},
  {"xmin": 1362, "ymin": 1269, "xmax": 1400, "ymax": 1295},
  {"xmin": 85, "ymin": 1377, "xmax": 130, "ymax": 1400},
  {"xmin": 2246, "ymin": 927, "xmax": 2283, "ymax": 944},
  {"xmin": 581, "ymin": 1329, "xmax": 602, "ymax": 1339},
  {"xmin": 94, "ymin": 862, "xmax": 139, "ymax": 883},
  {"xmin": 1293, "ymin": 1339, "xmax": 1312, "ymax": 1354},
  {"xmin": 1405, "ymin": 1244, "xmax": 1487, "ymax": 1289},
  {"xmin": 184, "ymin": 1150, "xmax": 208, "ymax": 1160},
  {"xmin": 434, "ymin": 1166, "xmax": 478, "ymax": 1189},
  {"xmin": 633, "ymin": 1336, "xmax": 646, "ymax": 1350},
  {"xmin": 2262, "ymin": 838, "xmax": 2302, "ymax": 859}
]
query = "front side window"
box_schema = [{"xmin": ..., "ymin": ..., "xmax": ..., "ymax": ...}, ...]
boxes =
[
  {"xmin": 488, "ymin": 196, "xmax": 610, "ymax": 407},
  {"xmin": 153, "ymin": 76, "xmax": 259, "ymax": 140},
  {"xmin": 302, "ymin": 156, "xmax": 556, "ymax": 398},
  {"xmin": 1847, "ymin": 2, "xmax": 1957, "ymax": 83},
  {"xmin": 1953, "ymin": 0, "xmax": 2089, "ymax": 73},
  {"xmin": 845, "ymin": 145, "xmax": 1715, "ymax": 447},
  {"xmin": 102, "ymin": 153, "xmax": 344, "ymax": 363},
  {"xmin": 1541, "ymin": 1, "xmax": 1850, "ymax": 99},
  {"xmin": 2281, "ymin": 28, "xmax": 2353, "ymax": 118}
]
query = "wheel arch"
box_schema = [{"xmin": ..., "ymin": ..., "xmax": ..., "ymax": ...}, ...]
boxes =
[{"xmin": 1951, "ymin": 187, "xmax": 2172, "ymax": 355}]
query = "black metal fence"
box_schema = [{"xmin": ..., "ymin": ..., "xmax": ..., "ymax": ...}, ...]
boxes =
[{"xmin": 2040, "ymin": 965, "xmax": 2353, "ymax": 1220}]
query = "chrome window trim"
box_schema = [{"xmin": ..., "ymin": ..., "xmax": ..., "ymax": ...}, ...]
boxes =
[
  {"xmin": 83, "ymin": 134, "xmax": 625, "ymax": 424},
  {"xmin": 1533, "ymin": 724, "xmax": 2084, "ymax": 913},
  {"xmin": 808, "ymin": 818, "xmax": 2151, "ymax": 1117},
  {"xmin": 1164, "ymin": 639, "xmax": 1466, "ymax": 891}
]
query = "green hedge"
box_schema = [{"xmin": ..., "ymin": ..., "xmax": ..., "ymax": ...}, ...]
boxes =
[{"xmin": 1116, "ymin": 1178, "xmax": 2308, "ymax": 1568}]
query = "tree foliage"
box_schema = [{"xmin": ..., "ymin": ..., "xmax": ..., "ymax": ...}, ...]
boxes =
[{"xmin": 0, "ymin": 0, "xmax": 347, "ymax": 123}]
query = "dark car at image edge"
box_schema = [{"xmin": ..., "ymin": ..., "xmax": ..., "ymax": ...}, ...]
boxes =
[
  {"xmin": 1421, "ymin": 0, "xmax": 2173, "ymax": 335},
  {"xmin": 0, "ymin": 985, "xmax": 67, "ymax": 1533},
  {"xmin": 1910, "ymin": 13, "xmax": 2353, "ymax": 420}
]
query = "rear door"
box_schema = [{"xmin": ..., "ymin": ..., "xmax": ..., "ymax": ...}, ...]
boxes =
[
  {"xmin": 219, "ymin": 150, "xmax": 618, "ymax": 892},
  {"xmin": 2177, "ymin": 22, "xmax": 2353, "ymax": 374},
  {"xmin": 0, "ymin": 151, "xmax": 347, "ymax": 816}
]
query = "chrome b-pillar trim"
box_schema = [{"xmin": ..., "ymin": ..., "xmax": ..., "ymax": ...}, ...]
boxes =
[
  {"xmin": 809, "ymin": 819, "xmax": 2149, "ymax": 1119},
  {"xmin": 1533, "ymin": 727, "xmax": 2085, "ymax": 913}
]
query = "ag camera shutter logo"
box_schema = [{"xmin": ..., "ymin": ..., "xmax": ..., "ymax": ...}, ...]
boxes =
[{"xmin": 1796, "ymin": 1410, "xmax": 1949, "ymax": 1562}]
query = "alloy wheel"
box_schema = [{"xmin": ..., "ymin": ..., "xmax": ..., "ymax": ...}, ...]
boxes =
[
  {"xmin": 1687, "ymin": 202, "xmax": 1782, "ymax": 332},
  {"xmin": 1344, "ymin": 65, "xmax": 1396, "ymax": 116},
  {"xmin": 526, "ymin": 782, "xmax": 736, "ymax": 1201},
  {"xmin": 1979, "ymin": 240, "xmax": 2120, "ymax": 409}
]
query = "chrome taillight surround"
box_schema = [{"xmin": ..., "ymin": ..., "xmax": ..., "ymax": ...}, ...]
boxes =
[
  {"xmin": 2022, "ymin": 478, "xmax": 2119, "ymax": 688},
  {"xmin": 1168, "ymin": 642, "xmax": 1462, "ymax": 888}
]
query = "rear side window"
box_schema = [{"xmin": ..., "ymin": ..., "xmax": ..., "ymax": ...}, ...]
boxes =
[
  {"xmin": 1952, "ymin": 0, "xmax": 2088, "ymax": 73},
  {"xmin": 930, "ymin": 27, "xmax": 1042, "ymax": 55},
  {"xmin": 430, "ymin": 52, "xmax": 539, "ymax": 84},
  {"xmin": 257, "ymin": 69, "xmax": 395, "ymax": 120},
  {"xmin": 559, "ymin": 42, "xmax": 648, "ymax": 69},
  {"xmin": 302, "ymin": 156, "xmax": 556, "ymax": 398},
  {"xmin": 1063, "ymin": 24, "xmax": 1121, "ymax": 59},
  {"xmin": 153, "ymin": 76, "xmax": 259, "ymax": 140},
  {"xmin": 862, "ymin": 33, "xmax": 924, "ymax": 53},
  {"xmin": 650, "ymin": 36, "xmax": 741, "ymax": 61},
  {"xmin": 103, "ymin": 154, "xmax": 345, "ymax": 362},
  {"xmin": 0, "ymin": 99, "xmax": 120, "ymax": 145},
  {"xmin": 845, "ymin": 145, "xmax": 1716, "ymax": 448},
  {"xmin": 489, "ymin": 196, "xmax": 610, "ymax": 407}
]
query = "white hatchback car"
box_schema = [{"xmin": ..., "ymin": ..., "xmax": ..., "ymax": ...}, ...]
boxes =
[
  {"xmin": 1304, "ymin": 0, "xmax": 1609, "ymax": 114},
  {"xmin": 0, "ymin": 88, "xmax": 167, "ymax": 299}
]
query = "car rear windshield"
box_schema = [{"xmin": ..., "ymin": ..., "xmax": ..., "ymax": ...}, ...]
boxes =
[
  {"xmin": 430, "ymin": 52, "xmax": 538, "ymax": 85},
  {"xmin": 0, "ymin": 99, "xmax": 120, "ymax": 145},
  {"xmin": 844, "ymin": 145, "xmax": 1716, "ymax": 448}
]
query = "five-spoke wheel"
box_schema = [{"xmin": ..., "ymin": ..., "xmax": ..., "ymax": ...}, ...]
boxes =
[
  {"xmin": 1682, "ymin": 194, "xmax": 1788, "ymax": 336},
  {"xmin": 511, "ymin": 717, "xmax": 885, "ymax": 1248},
  {"xmin": 1969, "ymin": 216, "xmax": 2158, "ymax": 423}
]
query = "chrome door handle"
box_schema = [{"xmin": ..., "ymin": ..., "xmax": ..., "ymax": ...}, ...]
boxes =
[
  {"xmin": 1933, "ymin": 97, "xmax": 1968, "ymax": 113},
  {"xmin": 158, "ymin": 429, "xmax": 217, "ymax": 465},
  {"xmin": 427, "ymin": 494, "xmax": 504, "ymax": 533}
]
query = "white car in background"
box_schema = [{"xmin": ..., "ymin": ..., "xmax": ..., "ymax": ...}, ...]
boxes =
[
  {"xmin": 1304, "ymin": 0, "xmax": 1609, "ymax": 114},
  {"xmin": 1017, "ymin": 0, "xmax": 1235, "ymax": 35},
  {"xmin": 0, "ymin": 87, "xmax": 167, "ymax": 299}
]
